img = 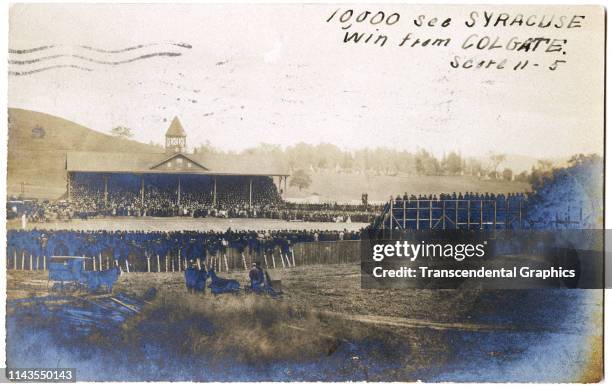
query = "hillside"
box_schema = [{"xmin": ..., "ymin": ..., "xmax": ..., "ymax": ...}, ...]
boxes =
[
  {"xmin": 7, "ymin": 108, "xmax": 163, "ymax": 198},
  {"xmin": 6, "ymin": 108, "xmax": 531, "ymax": 201}
]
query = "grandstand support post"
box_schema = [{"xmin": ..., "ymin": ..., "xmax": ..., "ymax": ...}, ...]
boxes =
[
  {"xmin": 43, "ymin": 256, "xmax": 46, "ymax": 270},
  {"xmin": 29, "ymin": 254, "xmax": 33, "ymax": 271},
  {"xmin": 36, "ymin": 256, "xmax": 39, "ymax": 271},
  {"xmin": 103, "ymin": 175, "xmax": 109, "ymax": 207},
  {"xmin": 21, "ymin": 252, "xmax": 25, "ymax": 270},
  {"xmin": 67, "ymin": 172, "xmax": 72, "ymax": 201},
  {"xmin": 165, "ymin": 256, "xmax": 168, "ymax": 272},
  {"xmin": 442, "ymin": 201, "xmax": 446, "ymax": 229},
  {"xmin": 263, "ymin": 253, "xmax": 268, "ymax": 268},
  {"xmin": 106, "ymin": 257, "xmax": 110, "ymax": 270},
  {"xmin": 271, "ymin": 253, "xmax": 276, "ymax": 268},
  {"xmin": 147, "ymin": 256, "xmax": 151, "ymax": 272},
  {"xmin": 99, "ymin": 254, "xmax": 102, "ymax": 271},
  {"xmin": 291, "ymin": 249, "xmax": 296, "ymax": 267},
  {"xmin": 403, "ymin": 200, "xmax": 406, "ymax": 229},
  {"xmin": 177, "ymin": 177, "xmax": 181, "ymax": 206},
  {"xmin": 416, "ymin": 201, "xmax": 419, "ymax": 231},
  {"xmin": 493, "ymin": 202, "xmax": 497, "ymax": 230},
  {"xmin": 114, "ymin": 260, "xmax": 119, "ymax": 269},
  {"xmin": 140, "ymin": 175, "xmax": 145, "ymax": 208},
  {"xmin": 224, "ymin": 254, "xmax": 229, "ymax": 272},
  {"xmin": 249, "ymin": 178, "xmax": 253, "ymax": 208},
  {"xmin": 172, "ymin": 258, "xmax": 175, "ymax": 272},
  {"xmin": 125, "ymin": 259, "xmax": 130, "ymax": 273},
  {"xmin": 196, "ymin": 258, "xmax": 201, "ymax": 271},
  {"xmin": 157, "ymin": 255, "xmax": 161, "ymax": 272},
  {"xmin": 389, "ymin": 200, "xmax": 394, "ymax": 234},
  {"xmin": 13, "ymin": 251, "xmax": 17, "ymax": 270},
  {"xmin": 479, "ymin": 200, "xmax": 483, "ymax": 230},
  {"xmin": 455, "ymin": 200, "xmax": 459, "ymax": 230},
  {"xmin": 285, "ymin": 253, "xmax": 292, "ymax": 267},
  {"xmin": 93, "ymin": 257, "xmax": 96, "ymax": 271},
  {"xmin": 505, "ymin": 199, "xmax": 509, "ymax": 228},
  {"xmin": 429, "ymin": 200, "xmax": 433, "ymax": 229},
  {"xmin": 467, "ymin": 201, "xmax": 471, "ymax": 230},
  {"xmin": 213, "ymin": 178, "xmax": 217, "ymax": 207}
]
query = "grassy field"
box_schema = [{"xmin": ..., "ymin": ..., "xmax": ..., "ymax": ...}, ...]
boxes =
[
  {"xmin": 7, "ymin": 108, "xmax": 161, "ymax": 199},
  {"xmin": 285, "ymin": 171, "xmax": 530, "ymax": 203},
  {"xmin": 6, "ymin": 265, "xmax": 602, "ymax": 381}
]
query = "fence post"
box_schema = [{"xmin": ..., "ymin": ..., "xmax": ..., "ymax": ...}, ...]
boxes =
[{"xmin": 279, "ymin": 248, "xmax": 286, "ymax": 268}]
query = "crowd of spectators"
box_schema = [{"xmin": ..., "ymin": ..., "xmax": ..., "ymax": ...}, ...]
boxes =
[
  {"xmin": 391, "ymin": 192, "xmax": 527, "ymax": 202},
  {"xmin": 6, "ymin": 228, "xmax": 360, "ymax": 268},
  {"xmin": 370, "ymin": 192, "xmax": 527, "ymax": 231},
  {"xmin": 8, "ymin": 174, "xmax": 381, "ymax": 223},
  {"xmin": 8, "ymin": 173, "xmax": 529, "ymax": 228}
]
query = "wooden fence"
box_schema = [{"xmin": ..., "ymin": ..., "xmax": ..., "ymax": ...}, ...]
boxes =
[{"xmin": 6, "ymin": 240, "xmax": 362, "ymax": 273}]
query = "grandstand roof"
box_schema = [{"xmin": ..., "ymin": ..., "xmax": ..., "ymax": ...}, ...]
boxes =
[
  {"xmin": 165, "ymin": 117, "xmax": 187, "ymax": 137},
  {"xmin": 66, "ymin": 151, "xmax": 289, "ymax": 176}
]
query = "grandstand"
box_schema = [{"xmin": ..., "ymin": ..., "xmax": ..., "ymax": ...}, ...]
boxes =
[
  {"xmin": 376, "ymin": 192, "xmax": 526, "ymax": 232},
  {"xmin": 63, "ymin": 117, "xmax": 288, "ymax": 218}
]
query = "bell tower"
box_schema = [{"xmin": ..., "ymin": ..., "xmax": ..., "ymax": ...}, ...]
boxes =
[{"xmin": 165, "ymin": 116, "xmax": 187, "ymax": 154}]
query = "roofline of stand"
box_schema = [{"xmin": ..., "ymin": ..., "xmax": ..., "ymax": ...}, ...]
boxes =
[{"xmin": 66, "ymin": 170, "xmax": 290, "ymax": 177}]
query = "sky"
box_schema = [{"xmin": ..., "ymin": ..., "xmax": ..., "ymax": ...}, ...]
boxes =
[{"xmin": 8, "ymin": 4, "xmax": 605, "ymax": 159}]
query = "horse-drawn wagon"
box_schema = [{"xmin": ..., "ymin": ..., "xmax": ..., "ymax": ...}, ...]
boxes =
[{"xmin": 48, "ymin": 256, "xmax": 121, "ymax": 293}]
